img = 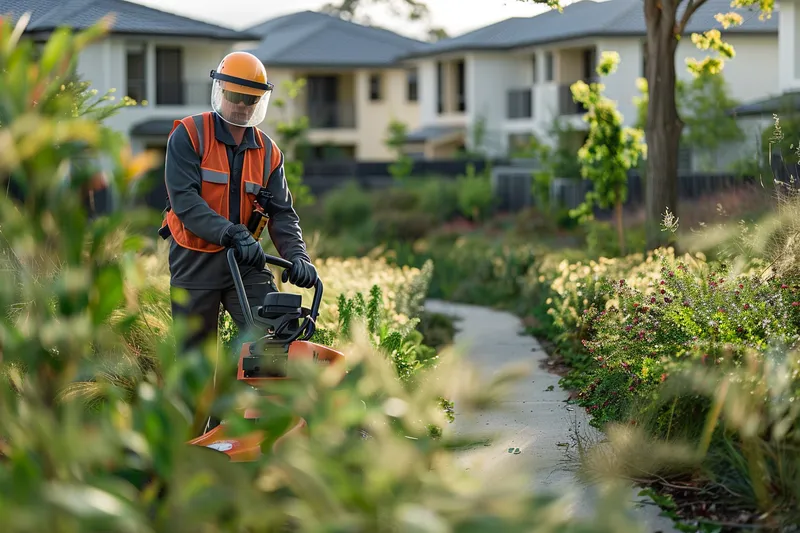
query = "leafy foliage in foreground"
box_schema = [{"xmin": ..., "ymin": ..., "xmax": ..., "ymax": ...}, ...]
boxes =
[{"xmin": 0, "ymin": 15, "xmax": 650, "ymax": 532}]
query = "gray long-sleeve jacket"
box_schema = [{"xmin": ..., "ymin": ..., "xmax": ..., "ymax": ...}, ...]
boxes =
[{"xmin": 164, "ymin": 112, "xmax": 311, "ymax": 290}]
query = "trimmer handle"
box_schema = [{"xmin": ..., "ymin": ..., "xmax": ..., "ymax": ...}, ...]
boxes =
[{"xmin": 226, "ymin": 248, "xmax": 323, "ymax": 341}]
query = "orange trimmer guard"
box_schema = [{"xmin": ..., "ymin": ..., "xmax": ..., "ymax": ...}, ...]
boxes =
[
  {"xmin": 186, "ymin": 339, "xmax": 345, "ymax": 462},
  {"xmin": 236, "ymin": 340, "xmax": 346, "ymax": 388},
  {"xmin": 186, "ymin": 415, "xmax": 307, "ymax": 461}
]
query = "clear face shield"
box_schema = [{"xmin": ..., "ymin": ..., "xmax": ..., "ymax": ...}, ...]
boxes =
[{"xmin": 210, "ymin": 69, "xmax": 273, "ymax": 128}]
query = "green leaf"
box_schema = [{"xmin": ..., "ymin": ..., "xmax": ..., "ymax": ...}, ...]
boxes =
[
  {"xmin": 91, "ymin": 264, "xmax": 124, "ymax": 324},
  {"xmin": 43, "ymin": 482, "xmax": 145, "ymax": 532},
  {"xmin": 39, "ymin": 27, "xmax": 72, "ymax": 75}
]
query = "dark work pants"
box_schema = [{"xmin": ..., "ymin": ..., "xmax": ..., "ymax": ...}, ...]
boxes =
[
  {"xmin": 170, "ymin": 268, "xmax": 277, "ymax": 435},
  {"xmin": 170, "ymin": 268, "xmax": 278, "ymax": 356}
]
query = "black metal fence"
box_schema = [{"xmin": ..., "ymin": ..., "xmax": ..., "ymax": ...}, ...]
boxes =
[
  {"xmin": 7, "ymin": 156, "xmax": 782, "ymax": 219},
  {"xmin": 299, "ymin": 158, "xmax": 499, "ymax": 196},
  {"xmin": 103, "ymin": 158, "xmax": 502, "ymax": 212},
  {"xmin": 548, "ymin": 172, "xmax": 759, "ymax": 213}
]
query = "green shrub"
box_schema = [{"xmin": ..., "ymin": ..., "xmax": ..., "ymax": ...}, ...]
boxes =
[
  {"xmin": 577, "ymin": 258, "xmax": 800, "ymax": 432},
  {"xmin": 415, "ymin": 311, "xmax": 457, "ymax": 349},
  {"xmin": 456, "ymin": 165, "xmax": 495, "ymax": 222},
  {"xmin": 532, "ymin": 170, "xmax": 553, "ymax": 212},
  {"xmin": 321, "ymin": 180, "xmax": 372, "ymax": 231},
  {"xmin": 410, "ymin": 177, "xmax": 461, "ymax": 222},
  {"xmin": 369, "ymin": 186, "xmax": 419, "ymax": 213},
  {"xmin": 373, "ymin": 210, "xmax": 435, "ymax": 242}
]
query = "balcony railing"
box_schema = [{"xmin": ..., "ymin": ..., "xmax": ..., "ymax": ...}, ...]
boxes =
[
  {"xmin": 123, "ymin": 80, "xmax": 214, "ymax": 106},
  {"xmin": 306, "ymin": 101, "xmax": 356, "ymax": 129},
  {"xmin": 507, "ymin": 88, "xmax": 532, "ymax": 119}
]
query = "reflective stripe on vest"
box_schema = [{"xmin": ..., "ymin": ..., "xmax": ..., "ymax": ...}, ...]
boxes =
[{"xmin": 161, "ymin": 111, "xmax": 282, "ymax": 253}]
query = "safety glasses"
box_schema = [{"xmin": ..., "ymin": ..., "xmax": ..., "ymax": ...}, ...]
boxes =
[{"xmin": 222, "ymin": 90, "xmax": 261, "ymax": 106}]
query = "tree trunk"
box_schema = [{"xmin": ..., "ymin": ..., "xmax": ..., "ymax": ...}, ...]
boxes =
[
  {"xmin": 615, "ymin": 198, "xmax": 626, "ymax": 256},
  {"xmin": 644, "ymin": 0, "xmax": 683, "ymax": 250}
]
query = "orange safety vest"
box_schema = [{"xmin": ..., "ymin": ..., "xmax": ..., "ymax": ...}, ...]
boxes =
[{"xmin": 160, "ymin": 111, "xmax": 281, "ymax": 253}]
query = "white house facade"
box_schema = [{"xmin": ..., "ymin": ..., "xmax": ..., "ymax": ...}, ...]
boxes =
[
  {"xmin": 402, "ymin": 0, "xmax": 780, "ymax": 165},
  {"xmin": 14, "ymin": 0, "xmax": 257, "ymax": 154},
  {"xmin": 777, "ymin": 0, "xmax": 800, "ymax": 93},
  {"xmin": 77, "ymin": 36, "xmax": 248, "ymax": 154}
]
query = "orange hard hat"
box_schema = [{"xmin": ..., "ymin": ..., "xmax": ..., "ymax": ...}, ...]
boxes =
[
  {"xmin": 210, "ymin": 51, "xmax": 273, "ymax": 96},
  {"xmin": 210, "ymin": 51, "xmax": 274, "ymax": 127}
]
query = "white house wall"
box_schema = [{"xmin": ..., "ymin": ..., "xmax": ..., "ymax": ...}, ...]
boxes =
[
  {"xmin": 778, "ymin": 0, "xmax": 800, "ymax": 92},
  {"xmin": 594, "ymin": 34, "xmax": 778, "ymax": 130},
  {"xmin": 675, "ymin": 34, "xmax": 779, "ymax": 103},
  {"xmin": 592, "ymin": 38, "xmax": 643, "ymax": 128},
  {"xmin": 415, "ymin": 59, "xmax": 439, "ymax": 125},
  {"xmin": 467, "ymin": 52, "xmax": 530, "ymax": 155},
  {"xmin": 73, "ymin": 35, "xmax": 237, "ymax": 152}
]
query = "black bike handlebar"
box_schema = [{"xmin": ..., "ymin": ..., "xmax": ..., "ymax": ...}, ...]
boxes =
[{"xmin": 226, "ymin": 248, "xmax": 323, "ymax": 342}]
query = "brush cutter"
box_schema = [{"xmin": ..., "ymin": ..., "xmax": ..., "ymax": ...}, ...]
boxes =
[{"xmin": 187, "ymin": 248, "xmax": 345, "ymax": 462}]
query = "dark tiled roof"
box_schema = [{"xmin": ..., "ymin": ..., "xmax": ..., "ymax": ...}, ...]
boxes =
[
  {"xmin": 731, "ymin": 91, "xmax": 800, "ymax": 117},
  {"xmin": 243, "ymin": 10, "xmax": 431, "ymax": 67},
  {"xmin": 2, "ymin": 0, "xmax": 256, "ymax": 40},
  {"xmin": 403, "ymin": 0, "xmax": 777, "ymax": 59}
]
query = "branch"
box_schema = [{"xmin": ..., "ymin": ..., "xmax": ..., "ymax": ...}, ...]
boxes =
[{"xmin": 677, "ymin": 0, "xmax": 709, "ymax": 34}]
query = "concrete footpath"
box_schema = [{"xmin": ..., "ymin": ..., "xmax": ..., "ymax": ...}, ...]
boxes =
[{"xmin": 425, "ymin": 299, "xmax": 678, "ymax": 533}]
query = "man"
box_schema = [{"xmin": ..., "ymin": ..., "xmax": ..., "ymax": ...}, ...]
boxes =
[{"xmin": 159, "ymin": 51, "xmax": 317, "ymax": 353}]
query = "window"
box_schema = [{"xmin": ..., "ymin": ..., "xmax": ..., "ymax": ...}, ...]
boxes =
[
  {"xmin": 369, "ymin": 73, "xmax": 382, "ymax": 101},
  {"xmin": 582, "ymin": 47, "xmax": 596, "ymax": 81},
  {"xmin": 545, "ymin": 51, "xmax": 554, "ymax": 82},
  {"xmin": 126, "ymin": 45, "xmax": 146, "ymax": 103},
  {"xmin": 532, "ymin": 54, "xmax": 538, "ymax": 84},
  {"xmin": 641, "ymin": 41, "xmax": 648, "ymax": 79},
  {"xmin": 436, "ymin": 61, "xmax": 444, "ymax": 113},
  {"xmin": 455, "ymin": 59, "xmax": 465, "ymax": 112},
  {"xmin": 155, "ymin": 46, "xmax": 183, "ymax": 105},
  {"xmin": 406, "ymin": 68, "xmax": 418, "ymax": 102}
]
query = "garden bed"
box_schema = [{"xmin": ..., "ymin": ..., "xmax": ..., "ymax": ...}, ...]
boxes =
[{"xmin": 387, "ymin": 234, "xmax": 800, "ymax": 531}]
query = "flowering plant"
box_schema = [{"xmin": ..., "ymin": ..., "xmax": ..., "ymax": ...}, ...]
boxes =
[{"xmin": 574, "ymin": 253, "xmax": 800, "ymax": 434}]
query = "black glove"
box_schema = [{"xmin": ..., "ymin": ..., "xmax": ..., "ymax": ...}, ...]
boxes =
[
  {"xmin": 281, "ymin": 257, "xmax": 317, "ymax": 288},
  {"xmin": 222, "ymin": 224, "xmax": 266, "ymax": 269}
]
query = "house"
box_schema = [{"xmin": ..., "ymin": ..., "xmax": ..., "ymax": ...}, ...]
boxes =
[
  {"xmin": 728, "ymin": 0, "xmax": 800, "ymax": 179},
  {"xmin": 399, "ymin": 0, "xmax": 779, "ymax": 165},
  {"xmin": 732, "ymin": 0, "xmax": 800, "ymax": 121},
  {"xmin": 7, "ymin": 0, "xmax": 257, "ymax": 157},
  {"xmin": 242, "ymin": 11, "xmax": 430, "ymax": 161}
]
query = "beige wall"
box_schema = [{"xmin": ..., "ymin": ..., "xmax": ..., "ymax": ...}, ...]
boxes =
[
  {"xmin": 256, "ymin": 67, "xmax": 299, "ymax": 142},
  {"xmin": 354, "ymin": 67, "xmax": 420, "ymax": 160},
  {"xmin": 256, "ymin": 66, "xmax": 420, "ymax": 161}
]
